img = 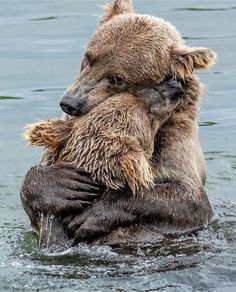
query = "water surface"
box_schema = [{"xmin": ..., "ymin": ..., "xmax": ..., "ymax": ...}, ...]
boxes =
[{"xmin": 0, "ymin": 0, "xmax": 235, "ymax": 291}]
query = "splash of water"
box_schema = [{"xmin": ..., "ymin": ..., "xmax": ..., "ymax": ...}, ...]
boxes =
[{"xmin": 38, "ymin": 212, "xmax": 56, "ymax": 251}]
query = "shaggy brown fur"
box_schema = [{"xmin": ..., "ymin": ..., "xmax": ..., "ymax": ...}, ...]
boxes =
[
  {"xmin": 61, "ymin": 5, "xmax": 215, "ymax": 122},
  {"xmin": 21, "ymin": 0, "xmax": 216, "ymax": 247},
  {"xmin": 59, "ymin": 0, "xmax": 216, "ymax": 244},
  {"xmin": 24, "ymin": 83, "xmax": 183, "ymax": 195},
  {"xmin": 59, "ymin": 0, "xmax": 216, "ymax": 194}
]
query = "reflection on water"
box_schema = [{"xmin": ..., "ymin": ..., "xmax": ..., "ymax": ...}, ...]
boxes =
[{"xmin": 0, "ymin": 0, "xmax": 235, "ymax": 291}]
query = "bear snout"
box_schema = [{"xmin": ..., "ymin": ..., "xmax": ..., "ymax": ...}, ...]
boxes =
[{"xmin": 60, "ymin": 93, "xmax": 87, "ymax": 116}]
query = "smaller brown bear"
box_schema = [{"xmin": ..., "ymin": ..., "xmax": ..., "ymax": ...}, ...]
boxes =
[{"xmin": 24, "ymin": 80, "xmax": 183, "ymax": 195}]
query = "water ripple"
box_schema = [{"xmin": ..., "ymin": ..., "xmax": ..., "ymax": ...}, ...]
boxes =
[
  {"xmin": 0, "ymin": 96, "xmax": 24, "ymax": 100},
  {"xmin": 176, "ymin": 7, "xmax": 236, "ymax": 12},
  {"xmin": 30, "ymin": 16, "xmax": 58, "ymax": 22}
]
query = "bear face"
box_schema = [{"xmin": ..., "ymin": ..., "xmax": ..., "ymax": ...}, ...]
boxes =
[
  {"xmin": 60, "ymin": 0, "xmax": 216, "ymax": 118},
  {"xmin": 24, "ymin": 80, "xmax": 183, "ymax": 194}
]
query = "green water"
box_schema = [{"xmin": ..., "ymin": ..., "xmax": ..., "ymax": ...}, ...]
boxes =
[{"xmin": 0, "ymin": 0, "xmax": 235, "ymax": 291}]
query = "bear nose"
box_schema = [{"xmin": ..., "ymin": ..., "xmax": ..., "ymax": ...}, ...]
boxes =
[{"xmin": 60, "ymin": 94, "xmax": 86, "ymax": 116}]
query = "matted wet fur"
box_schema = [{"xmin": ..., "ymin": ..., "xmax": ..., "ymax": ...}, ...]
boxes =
[
  {"xmin": 25, "ymin": 83, "xmax": 183, "ymax": 195},
  {"xmin": 21, "ymin": 0, "xmax": 216, "ymax": 248}
]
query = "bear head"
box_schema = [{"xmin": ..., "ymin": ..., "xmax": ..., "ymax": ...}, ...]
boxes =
[{"xmin": 60, "ymin": 0, "xmax": 216, "ymax": 118}]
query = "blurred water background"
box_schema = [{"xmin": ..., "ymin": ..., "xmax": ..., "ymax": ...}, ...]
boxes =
[{"xmin": 0, "ymin": 0, "xmax": 235, "ymax": 291}]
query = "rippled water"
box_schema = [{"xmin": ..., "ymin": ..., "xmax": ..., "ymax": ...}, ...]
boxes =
[{"xmin": 0, "ymin": 0, "xmax": 235, "ymax": 291}]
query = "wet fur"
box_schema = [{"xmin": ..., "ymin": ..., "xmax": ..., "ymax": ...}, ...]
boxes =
[
  {"xmin": 25, "ymin": 91, "xmax": 181, "ymax": 195},
  {"xmin": 21, "ymin": 0, "xmax": 216, "ymax": 247}
]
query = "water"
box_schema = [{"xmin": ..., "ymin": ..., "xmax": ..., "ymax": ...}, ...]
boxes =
[{"xmin": 0, "ymin": 0, "xmax": 235, "ymax": 291}]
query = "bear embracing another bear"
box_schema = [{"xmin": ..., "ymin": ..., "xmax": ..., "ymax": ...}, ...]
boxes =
[
  {"xmin": 24, "ymin": 82, "xmax": 183, "ymax": 195},
  {"xmin": 24, "ymin": 81, "xmax": 184, "ymax": 248},
  {"xmin": 21, "ymin": 0, "xmax": 216, "ymax": 247}
]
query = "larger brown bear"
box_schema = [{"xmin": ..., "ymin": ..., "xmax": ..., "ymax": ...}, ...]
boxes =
[{"xmin": 21, "ymin": 0, "xmax": 216, "ymax": 246}]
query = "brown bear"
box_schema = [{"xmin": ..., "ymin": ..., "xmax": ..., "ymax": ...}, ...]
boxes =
[
  {"xmin": 20, "ymin": 0, "xmax": 216, "ymax": 246},
  {"xmin": 25, "ymin": 82, "xmax": 183, "ymax": 195}
]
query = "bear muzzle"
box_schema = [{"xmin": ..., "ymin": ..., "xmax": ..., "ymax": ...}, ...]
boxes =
[{"xmin": 60, "ymin": 92, "xmax": 87, "ymax": 116}]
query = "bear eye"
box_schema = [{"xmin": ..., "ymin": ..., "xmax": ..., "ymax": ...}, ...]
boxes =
[
  {"xmin": 85, "ymin": 52, "xmax": 94, "ymax": 66},
  {"xmin": 81, "ymin": 58, "xmax": 88, "ymax": 71},
  {"xmin": 81, "ymin": 51, "xmax": 95, "ymax": 71},
  {"xmin": 109, "ymin": 75, "xmax": 124, "ymax": 87}
]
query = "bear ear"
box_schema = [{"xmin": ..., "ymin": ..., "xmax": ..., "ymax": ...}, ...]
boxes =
[
  {"xmin": 100, "ymin": 0, "xmax": 133, "ymax": 24},
  {"xmin": 172, "ymin": 46, "xmax": 217, "ymax": 78}
]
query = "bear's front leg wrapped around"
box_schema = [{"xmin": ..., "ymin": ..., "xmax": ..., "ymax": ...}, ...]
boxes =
[
  {"xmin": 23, "ymin": 119, "xmax": 74, "ymax": 249},
  {"xmin": 95, "ymin": 134, "xmax": 154, "ymax": 194},
  {"xmin": 119, "ymin": 141, "xmax": 154, "ymax": 194}
]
